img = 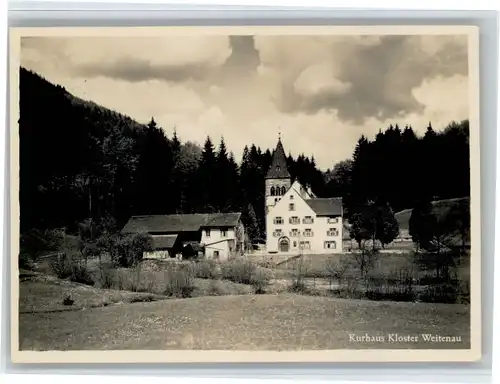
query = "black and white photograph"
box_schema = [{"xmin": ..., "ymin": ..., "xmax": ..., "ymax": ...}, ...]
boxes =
[{"xmin": 9, "ymin": 26, "xmax": 481, "ymax": 363}]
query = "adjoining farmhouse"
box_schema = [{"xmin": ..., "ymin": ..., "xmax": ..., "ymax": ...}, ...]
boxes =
[
  {"xmin": 265, "ymin": 138, "xmax": 344, "ymax": 254},
  {"xmin": 122, "ymin": 212, "xmax": 246, "ymax": 261}
]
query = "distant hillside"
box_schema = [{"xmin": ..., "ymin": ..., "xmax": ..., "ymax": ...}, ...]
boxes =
[
  {"xmin": 19, "ymin": 67, "xmax": 161, "ymax": 232},
  {"xmin": 395, "ymin": 197, "xmax": 470, "ymax": 231}
]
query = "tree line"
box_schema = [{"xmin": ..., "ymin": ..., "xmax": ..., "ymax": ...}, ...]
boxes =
[
  {"xmin": 326, "ymin": 121, "xmax": 470, "ymax": 217},
  {"xmin": 19, "ymin": 68, "xmax": 324, "ymax": 242},
  {"xmin": 19, "ymin": 67, "xmax": 470, "ymax": 248}
]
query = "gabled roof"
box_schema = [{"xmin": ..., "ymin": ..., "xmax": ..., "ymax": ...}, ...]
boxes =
[
  {"xmin": 151, "ymin": 235, "xmax": 178, "ymax": 250},
  {"xmin": 305, "ymin": 198, "xmax": 343, "ymax": 216},
  {"xmin": 266, "ymin": 138, "xmax": 291, "ymax": 179},
  {"xmin": 123, "ymin": 212, "xmax": 242, "ymax": 234}
]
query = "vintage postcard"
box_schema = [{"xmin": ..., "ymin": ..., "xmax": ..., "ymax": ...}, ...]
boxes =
[{"xmin": 9, "ymin": 25, "xmax": 481, "ymax": 363}]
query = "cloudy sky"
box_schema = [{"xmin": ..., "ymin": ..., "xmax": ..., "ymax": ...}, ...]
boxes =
[{"xmin": 21, "ymin": 33, "xmax": 469, "ymax": 170}]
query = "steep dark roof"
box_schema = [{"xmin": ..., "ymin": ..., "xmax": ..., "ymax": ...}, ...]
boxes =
[
  {"xmin": 151, "ymin": 235, "xmax": 178, "ymax": 250},
  {"xmin": 266, "ymin": 138, "xmax": 291, "ymax": 179},
  {"xmin": 122, "ymin": 213, "xmax": 241, "ymax": 234},
  {"xmin": 305, "ymin": 198, "xmax": 343, "ymax": 216}
]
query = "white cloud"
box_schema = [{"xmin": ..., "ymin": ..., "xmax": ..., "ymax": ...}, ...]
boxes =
[
  {"xmin": 20, "ymin": 34, "xmax": 470, "ymax": 170},
  {"xmin": 294, "ymin": 63, "xmax": 352, "ymax": 97}
]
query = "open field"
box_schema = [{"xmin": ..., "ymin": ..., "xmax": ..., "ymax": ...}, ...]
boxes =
[
  {"xmin": 273, "ymin": 252, "xmax": 470, "ymax": 280},
  {"xmin": 19, "ymin": 269, "xmax": 255, "ymax": 314},
  {"xmin": 19, "ymin": 293, "xmax": 470, "ymax": 351}
]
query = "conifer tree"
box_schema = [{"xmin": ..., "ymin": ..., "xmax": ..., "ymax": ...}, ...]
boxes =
[
  {"xmin": 375, "ymin": 201, "xmax": 400, "ymax": 248},
  {"xmin": 409, "ymin": 198, "xmax": 436, "ymax": 250}
]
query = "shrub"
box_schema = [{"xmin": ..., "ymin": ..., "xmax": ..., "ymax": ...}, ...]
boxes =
[
  {"xmin": 221, "ymin": 259, "xmax": 257, "ymax": 284},
  {"xmin": 324, "ymin": 257, "xmax": 351, "ymax": 286},
  {"xmin": 19, "ymin": 253, "xmax": 35, "ymax": 271},
  {"xmin": 418, "ymin": 282, "xmax": 461, "ymax": 304},
  {"xmin": 289, "ymin": 256, "xmax": 308, "ymax": 291},
  {"xmin": 70, "ymin": 262, "xmax": 95, "ymax": 286},
  {"xmin": 249, "ymin": 268, "xmax": 270, "ymax": 294},
  {"xmin": 163, "ymin": 264, "xmax": 196, "ymax": 298},
  {"xmin": 353, "ymin": 248, "xmax": 379, "ymax": 278},
  {"xmin": 207, "ymin": 279, "xmax": 224, "ymax": 296},
  {"xmin": 288, "ymin": 280, "xmax": 310, "ymax": 294},
  {"xmin": 99, "ymin": 262, "xmax": 116, "ymax": 289},
  {"xmin": 62, "ymin": 295, "xmax": 74, "ymax": 306},
  {"xmin": 194, "ymin": 259, "xmax": 219, "ymax": 279},
  {"xmin": 330, "ymin": 278, "xmax": 365, "ymax": 299},
  {"xmin": 50, "ymin": 254, "xmax": 74, "ymax": 279},
  {"xmin": 111, "ymin": 232, "xmax": 154, "ymax": 267},
  {"xmin": 20, "ymin": 228, "xmax": 64, "ymax": 260}
]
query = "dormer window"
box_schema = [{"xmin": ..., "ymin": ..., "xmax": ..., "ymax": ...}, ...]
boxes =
[{"xmin": 276, "ymin": 166, "xmax": 281, "ymax": 172}]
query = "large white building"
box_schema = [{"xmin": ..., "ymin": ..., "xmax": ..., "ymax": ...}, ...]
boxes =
[{"xmin": 265, "ymin": 138, "xmax": 343, "ymax": 254}]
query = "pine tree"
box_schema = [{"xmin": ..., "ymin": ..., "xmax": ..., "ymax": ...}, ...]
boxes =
[
  {"xmin": 242, "ymin": 203, "xmax": 261, "ymax": 243},
  {"xmin": 375, "ymin": 201, "xmax": 400, "ymax": 248},
  {"xmin": 409, "ymin": 198, "xmax": 436, "ymax": 250},
  {"xmin": 195, "ymin": 136, "xmax": 217, "ymax": 212}
]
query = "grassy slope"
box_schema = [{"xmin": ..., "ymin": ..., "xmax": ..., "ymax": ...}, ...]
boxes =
[
  {"xmin": 395, "ymin": 197, "xmax": 470, "ymax": 231},
  {"xmin": 19, "ymin": 294, "xmax": 470, "ymax": 351},
  {"xmin": 19, "ymin": 271, "xmax": 255, "ymax": 314}
]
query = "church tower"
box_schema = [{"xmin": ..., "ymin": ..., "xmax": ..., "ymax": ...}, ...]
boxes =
[{"xmin": 265, "ymin": 136, "xmax": 291, "ymax": 214}]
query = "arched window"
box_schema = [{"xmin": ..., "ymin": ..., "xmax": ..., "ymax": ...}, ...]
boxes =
[
  {"xmin": 281, "ymin": 186, "xmax": 286, "ymax": 195},
  {"xmin": 270, "ymin": 186, "xmax": 275, "ymax": 196},
  {"xmin": 276, "ymin": 187, "xmax": 281, "ymax": 196}
]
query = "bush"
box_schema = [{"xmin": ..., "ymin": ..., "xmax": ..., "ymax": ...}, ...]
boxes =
[
  {"xmin": 221, "ymin": 259, "xmax": 257, "ymax": 284},
  {"xmin": 19, "ymin": 253, "xmax": 35, "ymax": 271},
  {"xmin": 418, "ymin": 282, "xmax": 461, "ymax": 304},
  {"xmin": 249, "ymin": 268, "xmax": 270, "ymax": 294},
  {"xmin": 194, "ymin": 259, "xmax": 219, "ymax": 279},
  {"xmin": 163, "ymin": 264, "xmax": 196, "ymax": 298},
  {"xmin": 50, "ymin": 254, "xmax": 74, "ymax": 279},
  {"xmin": 324, "ymin": 257, "xmax": 351, "ymax": 285},
  {"xmin": 289, "ymin": 256, "xmax": 308, "ymax": 292},
  {"xmin": 330, "ymin": 279, "xmax": 365, "ymax": 300},
  {"xmin": 70, "ymin": 262, "xmax": 95, "ymax": 286},
  {"xmin": 99, "ymin": 262, "xmax": 116, "ymax": 289},
  {"xmin": 111, "ymin": 232, "xmax": 154, "ymax": 267},
  {"xmin": 20, "ymin": 228, "xmax": 64, "ymax": 260},
  {"xmin": 288, "ymin": 280, "xmax": 310, "ymax": 294}
]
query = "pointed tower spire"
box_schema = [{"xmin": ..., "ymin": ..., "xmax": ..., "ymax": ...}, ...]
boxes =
[{"xmin": 266, "ymin": 134, "xmax": 291, "ymax": 179}]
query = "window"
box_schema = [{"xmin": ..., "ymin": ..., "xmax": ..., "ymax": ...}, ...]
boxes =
[
  {"xmin": 213, "ymin": 250, "xmax": 220, "ymax": 260},
  {"xmin": 293, "ymin": 241, "xmax": 297, "ymax": 247},
  {"xmin": 324, "ymin": 241, "xmax": 337, "ymax": 249},
  {"xmin": 303, "ymin": 216, "xmax": 314, "ymax": 224},
  {"xmin": 290, "ymin": 229, "xmax": 300, "ymax": 237},
  {"xmin": 276, "ymin": 166, "xmax": 281, "ymax": 172},
  {"xmin": 289, "ymin": 216, "xmax": 300, "ymax": 224},
  {"xmin": 327, "ymin": 217, "xmax": 339, "ymax": 224},
  {"xmin": 290, "ymin": 194, "xmax": 294, "ymax": 200},
  {"xmin": 276, "ymin": 187, "xmax": 281, "ymax": 196},
  {"xmin": 281, "ymin": 186, "xmax": 286, "ymax": 195},
  {"xmin": 275, "ymin": 198, "xmax": 279, "ymax": 203},
  {"xmin": 205, "ymin": 229, "xmax": 211, "ymax": 237},
  {"xmin": 274, "ymin": 217, "xmax": 283, "ymax": 225},
  {"xmin": 299, "ymin": 241, "xmax": 311, "ymax": 250},
  {"xmin": 289, "ymin": 203, "xmax": 295, "ymax": 211},
  {"xmin": 303, "ymin": 229, "xmax": 313, "ymax": 237},
  {"xmin": 327, "ymin": 228, "xmax": 339, "ymax": 236},
  {"xmin": 270, "ymin": 186, "xmax": 276, "ymax": 196},
  {"xmin": 221, "ymin": 229, "xmax": 227, "ymax": 237},
  {"xmin": 273, "ymin": 229, "xmax": 283, "ymax": 237}
]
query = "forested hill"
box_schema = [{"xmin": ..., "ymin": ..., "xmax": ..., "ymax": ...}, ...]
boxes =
[
  {"xmin": 19, "ymin": 68, "xmax": 325, "ymax": 240},
  {"xmin": 19, "ymin": 67, "xmax": 470, "ymax": 242}
]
